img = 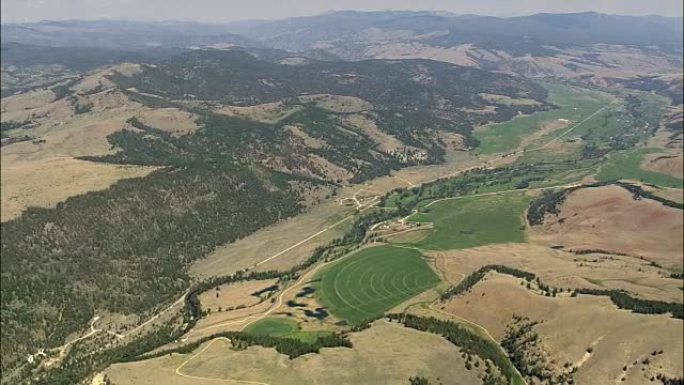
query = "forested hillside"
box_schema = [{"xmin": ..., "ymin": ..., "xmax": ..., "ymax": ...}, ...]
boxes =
[
  {"xmin": 109, "ymin": 48, "xmax": 548, "ymax": 174},
  {"xmin": 0, "ymin": 165, "xmax": 320, "ymax": 372}
]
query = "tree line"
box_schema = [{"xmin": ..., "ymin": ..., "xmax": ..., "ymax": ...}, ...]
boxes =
[
  {"xmin": 438, "ymin": 263, "xmax": 683, "ymax": 320},
  {"xmin": 387, "ymin": 313, "xmax": 517, "ymax": 385}
]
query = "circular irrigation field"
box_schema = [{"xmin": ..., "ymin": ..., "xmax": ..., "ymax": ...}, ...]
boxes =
[{"xmin": 315, "ymin": 245, "xmax": 440, "ymax": 325}]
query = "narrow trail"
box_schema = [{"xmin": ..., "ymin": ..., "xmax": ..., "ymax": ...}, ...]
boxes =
[
  {"xmin": 56, "ymin": 316, "xmax": 101, "ymax": 356},
  {"xmin": 121, "ymin": 294, "xmax": 187, "ymax": 339},
  {"xmin": 254, "ymin": 197, "xmax": 378, "ymax": 268},
  {"xmin": 427, "ymin": 305, "xmax": 529, "ymax": 385},
  {"xmin": 576, "ymin": 335, "xmax": 604, "ymax": 369}
]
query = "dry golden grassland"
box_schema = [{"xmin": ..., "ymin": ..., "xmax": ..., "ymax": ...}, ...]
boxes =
[
  {"xmin": 1, "ymin": 157, "xmax": 154, "ymax": 221},
  {"xmin": 641, "ymin": 153, "xmax": 683, "ymax": 179},
  {"xmin": 198, "ymin": 279, "xmax": 279, "ymax": 314},
  {"xmin": 135, "ymin": 108, "xmax": 199, "ymax": 136},
  {"xmin": 430, "ymin": 243, "xmax": 682, "ymax": 303},
  {"xmin": 1, "ymin": 90, "xmax": 158, "ymax": 221},
  {"xmin": 341, "ymin": 113, "xmax": 407, "ymax": 152},
  {"xmin": 188, "ymin": 199, "xmax": 356, "ymax": 278},
  {"xmin": 529, "ymin": 185, "xmax": 683, "ymax": 268},
  {"xmin": 440, "ymin": 273, "xmax": 683, "ymax": 385},
  {"xmin": 106, "ymin": 321, "xmax": 486, "ymax": 385}
]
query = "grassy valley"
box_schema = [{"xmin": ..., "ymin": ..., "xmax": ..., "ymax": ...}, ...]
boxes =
[{"xmin": 1, "ymin": 9, "xmax": 682, "ymax": 385}]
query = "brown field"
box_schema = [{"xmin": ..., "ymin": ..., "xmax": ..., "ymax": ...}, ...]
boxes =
[
  {"xmin": 440, "ymin": 273, "xmax": 683, "ymax": 384},
  {"xmin": 341, "ymin": 113, "xmax": 406, "ymax": 152},
  {"xmin": 1, "ymin": 94, "xmax": 75, "ymax": 123},
  {"xmin": 285, "ymin": 124, "xmax": 326, "ymax": 148},
  {"xmin": 1, "ymin": 100, "xmax": 158, "ymax": 221},
  {"xmin": 188, "ymin": 198, "xmax": 356, "ymax": 278},
  {"xmin": 529, "ymin": 185, "xmax": 684, "ymax": 268},
  {"xmin": 185, "ymin": 300, "xmax": 275, "ymax": 342},
  {"xmin": 70, "ymin": 71, "xmax": 116, "ymax": 94},
  {"xmin": 0, "ymin": 89, "xmax": 56, "ymax": 111},
  {"xmin": 105, "ymin": 321, "xmax": 486, "ymax": 385},
  {"xmin": 1, "ymin": 156, "xmax": 154, "ymax": 221},
  {"xmin": 429, "ymin": 243, "xmax": 682, "ymax": 303},
  {"xmin": 642, "ymin": 153, "xmax": 684, "ymax": 179},
  {"xmin": 70, "ymin": 63, "xmax": 141, "ymax": 94},
  {"xmin": 364, "ymin": 42, "xmax": 681, "ymax": 78},
  {"xmin": 198, "ymin": 279, "xmax": 279, "ymax": 314},
  {"xmin": 647, "ymin": 105, "xmax": 683, "ymax": 150},
  {"xmin": 136, "ymin": 108, "xmax": 199, "ymax": 136},
  {"xmin": 363, "ymin": 42, "xmax": 500, "ymax": 67}
]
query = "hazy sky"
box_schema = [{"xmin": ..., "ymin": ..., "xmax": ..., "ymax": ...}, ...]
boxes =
[{"xmin": 2, "ymin": 0, "xmax": 682, "ymax": 23}]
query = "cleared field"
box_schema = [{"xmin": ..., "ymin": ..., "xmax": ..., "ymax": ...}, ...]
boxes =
[
  {"xmin": 1, "ymin": 106, "xmax": 159, "ymax": 222},
  {"xmin": 105, "ymin": 321, "xmax": 485, "ymax": 385},
  {"xmin": 598, "ymin": 148, "xmax": 683, "ymax": 188},
  {"xmin": 430, "ymin": 243, "xmax": 683, "ymax": 303},
  {"xmin": 244, "ymin": 316, "xmax": 331, "ymax": 343},
  {"xmin": 404, "ymin": 192, "xmax": 531, "ymax": 250},
  {"xmin": 441, "ymin": 273, "xmax": 683, "ymax": 385},
  {"xmin": 136, "ymin": 108, "xmax": 199, "ymax": 136},
  {"xmin": 189, "ymin": 198, "xmax": 356, "ymax": 278},
  {"xmin": 475, "ymin": 82, "xmax": 613, "ymax": 154},
  {"xmin": 198, "ymin": 278, "xmax": 278, "ymax": 314},
  {"xmin": 0, "ymin": 85, "xmax": 165, "ymax": 221},
  {"xmin": 1, "ymin": 156, "xmax": 155, "ymax": 222},
  {"xmin": 531, "ymin": 185, "xmax": 684, "ymax": 268},
  {"xmin": 315, "ymin": 246, "xmax": 440, "ymax": 325}
]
